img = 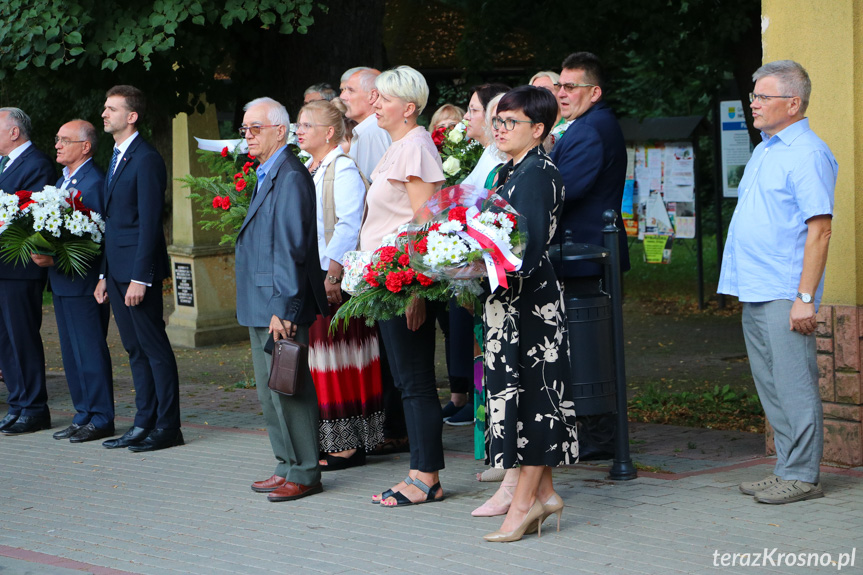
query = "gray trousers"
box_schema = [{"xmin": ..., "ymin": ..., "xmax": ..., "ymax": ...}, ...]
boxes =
[
  {"xmin": 249, "ymin": 326, "xmax": 321, "ymax": 486},
  {"xmin": 742, "ymin": 300, "xmax": 823, "ymax": 483}
]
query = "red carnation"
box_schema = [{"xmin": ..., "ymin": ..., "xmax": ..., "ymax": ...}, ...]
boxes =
[
  {"xmin": 385, "ymin": 272, "xmax": 404, "ymax": 293},
  {"xmin": 242, "ymin": 161, "xmax": 254, "ymax": 174},
  {"xmin": 212, "ymin": 196, "xmax": 222, "ymax": 209},
  {"xmin": 235, "ymin": 178, "xmax": 247, "ymax": 192},
  {"xmin": 398, "ymin": 253, "xmax": 410, "ymax": 266},
  {"xmin": 363, "ymin": 270, "xmax": 380, "ymax": 287},
  {"xmin": 15, "ymin": 190, "xmax": 32, "ymax": 202},
  {"xmin": 220, "ymin": 196, "xmax": 231, "ymax": 210},
  {"xmin": 377, "ymin": 246, "xmax": 398, "ymax": 263},
  {"xmin": 233, "ymin": 172, "xmax": 243, "ymax": 180},
  {"xmin": 505, "ymin": 213, "xmax": 517, "ymax": 227},
  {"xmin": 401, "ymin": 269, "xmax": 415, "ymax": 283},
  {"xmin": 221, "ymin": 147, "xmax": 228, "ymax": 157},
  {"xmin": 248, "ymin": 155, "xmax": 256, "ymax": 160},
  {"xmin": 415, "ymin": 236, "xmax": 428, "ymax": 254},
  {"xmin": 429, "ymin": 223, "xmax": 441, "ymax": 232},
  {"xmin": 448, "ymin": 207, "xmax": 468, "ymax": 224},
  {"xmin": 417, "ymin": 273, "xmax": 433, "ymax": 286}
]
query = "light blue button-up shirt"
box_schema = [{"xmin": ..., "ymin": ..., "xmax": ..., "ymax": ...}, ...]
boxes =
[
  {"xmin": 717, "ymin": 118, "xmax": 837, "ymax": 308},
  {"xmin": 255, "ymin": 144, "xmax": 287, "ymax": 192}
]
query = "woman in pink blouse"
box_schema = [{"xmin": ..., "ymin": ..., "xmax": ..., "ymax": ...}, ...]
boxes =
[{"xmin": 361, "ymin": 66, "xmax": 447, "ymax": 508}]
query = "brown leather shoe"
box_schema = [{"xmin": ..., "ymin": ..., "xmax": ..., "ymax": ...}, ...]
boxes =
[
  {"xmin": 251, "ymin": 474, "xmax": 287, "ymax": 493},
  {"xmin": 267, "ymin": 481, "xmax": 323, "ymax": 502}
]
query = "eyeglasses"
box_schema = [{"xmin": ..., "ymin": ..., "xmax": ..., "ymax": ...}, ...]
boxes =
[
  {"xmin": 558, "ymin": 82, "xmax": 597, "ymax": 94},
  {"xmin": 491, "ymin": 116, "xmax": 535, "ymax": 131},
  {"xmin": 54, "ymin": 136, "xmax": 86, "ymax": 146},
  {"xmin": 748, "ymin": 93, "xmax": 795, "ymax": 104},
  {"xmin": 238, "ymin": 124, "xmax": 280, "ymax": 137},
  {"xmin": 294, "ymin": 122, "xmax": 326, "ymax": 132}
]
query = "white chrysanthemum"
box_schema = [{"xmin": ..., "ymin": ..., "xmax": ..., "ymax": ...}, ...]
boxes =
[
  {"xmin": 425, "ymin": 231, "xmax": 470, "ymax": 267},
  {"xmin": 436, "ymin": 220, "xmax": 463, "ymax": 234}
]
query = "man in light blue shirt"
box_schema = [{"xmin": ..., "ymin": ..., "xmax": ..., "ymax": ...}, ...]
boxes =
[{"xmin": 718, "ymin": 60, "xmax": 836, "ymax": 504}]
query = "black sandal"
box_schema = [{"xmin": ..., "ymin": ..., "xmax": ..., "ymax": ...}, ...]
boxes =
[
  {"xmin": 321, "ymin": 450, "xmax": 366, "ymax": 472},
  {"xmin": 380, "ymin": 478, "xmax": 444, "ymax": 507},
  {"xmin": 372, "ymin": 476, "xmax": 412, "ymax": 504}
]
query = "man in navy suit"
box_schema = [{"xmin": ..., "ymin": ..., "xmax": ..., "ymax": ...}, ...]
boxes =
[
  {"xmin": 31, "ymin": 120, "xmax": 114, "ymax": 443},
  {"xmin": 550, "ymin": 53, "xmax": 629, "ymax": 459},
  {"xmin": 0, "ymin": 107, "xmax": 56, "ymax": 435},
  {"xmin": 550, "ymin": 52, "xmax": 630, "ymax": 280},
  {"xmin": 236, "ymin": 97, "xmax": 328, "ymax": 502},
  {"xmin": 93, "ymin": 85, "xmax": 182, "ymax": 452}
]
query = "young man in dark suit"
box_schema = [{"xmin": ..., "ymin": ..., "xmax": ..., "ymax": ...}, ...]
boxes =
[
  {"xmin": 0, "ymin": 107, "xmax": 56, "ymax": 435},
  {"xmin": 236, "ymin": 97, "xmax": 328, "ymax": 502},
  {"xmin": 32, "ymin": 120, "xmax": 114, "ymax": 443},
  {"xmin": 93, "ymin": 85, "xmax": 182, "ymax": 452}
]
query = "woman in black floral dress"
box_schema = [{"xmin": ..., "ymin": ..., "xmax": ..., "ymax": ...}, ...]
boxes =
[{"xmin": 480, "ymin": 86, "xmax": 578, "ymax": 542}]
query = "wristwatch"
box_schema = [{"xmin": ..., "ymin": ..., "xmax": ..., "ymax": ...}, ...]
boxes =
[
  {"xmin": 326, "ymin": 274, "xmax": 341, "ymax": 285},
  {"xmin": 797, "ymin": 292, "xmax": 813, "ymax": 304}
]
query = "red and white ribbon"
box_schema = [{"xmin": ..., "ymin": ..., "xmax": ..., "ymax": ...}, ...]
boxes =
[{"xmin": 463, "ymin": 206, "xmax": 522, "ymax": 291}]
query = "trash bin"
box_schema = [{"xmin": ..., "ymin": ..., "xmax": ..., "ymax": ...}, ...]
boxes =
[{"xmin": 550, "ymin": 238, "xmax": 617, "ymax": 460}]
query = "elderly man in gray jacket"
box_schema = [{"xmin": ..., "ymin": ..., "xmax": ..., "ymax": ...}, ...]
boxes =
[{"xmin": 235, "ymin": 97, "xmax": 328, "ymax": 503}]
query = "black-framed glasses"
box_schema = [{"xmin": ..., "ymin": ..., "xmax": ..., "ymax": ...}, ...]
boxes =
[
  {"xmin": 748, "ymin": 93, "xmax": 795, "ymax": 104},
  {"xmin": 559, "ymin": 82, "xmax": 597, "ymax": 93},
  {"xmin": 54, "ymin": 136, "xmax": 86, "ymax": 146},
  {"xmin": 238, "ymin": 124, "xmax": 280, "ymax": 137},
  {"xmin": 491, "ymin": 116, "xmax": 535, "ymax": 131}
]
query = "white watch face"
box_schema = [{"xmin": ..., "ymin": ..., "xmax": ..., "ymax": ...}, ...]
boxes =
[{"xmin": 799, "ymin": 292, "xmax": 812, "ymax": 303}]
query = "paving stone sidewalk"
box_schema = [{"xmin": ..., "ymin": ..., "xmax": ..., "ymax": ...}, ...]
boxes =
[{"xmin": 1, "ymin": 403, "xmax": 862, "ymax": 575}]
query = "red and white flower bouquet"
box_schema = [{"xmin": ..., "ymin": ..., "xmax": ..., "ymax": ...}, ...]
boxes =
[
  {"xmin": 0, "ymin": 185, "xmax": 105, "ymax": 277},
  {"xmin": 332, "ymin": 185, "xmax": 527, "ymax": 328}
]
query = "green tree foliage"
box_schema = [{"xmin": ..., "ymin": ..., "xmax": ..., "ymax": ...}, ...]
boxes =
[{"xmin": 0, "ymin": 0, "xmax": 323, "ymax": 78}]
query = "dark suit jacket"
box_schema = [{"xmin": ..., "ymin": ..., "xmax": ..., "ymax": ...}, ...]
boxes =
[
  {"xmin": 0, "ymin": 144, "xmax": 56, "ymax": 280},
  {"xmin": 49, "ymin": 161, "xmax": 106, "ymax": 296},
  {"xmin": 550, "ymin": 101, "xmax": 630, "ymax": 277},
  {"xmin": 235, "ymin": 148, "xmax": 328, "ymax": 328},
  {"xmin": 102, "ymin": 134, "xmax": 169, "ymax": 285}
]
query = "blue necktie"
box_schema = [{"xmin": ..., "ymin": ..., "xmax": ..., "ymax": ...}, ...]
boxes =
[{"xmin": 107, "ymin": 147, "xmax": 120, "ymax": 185}]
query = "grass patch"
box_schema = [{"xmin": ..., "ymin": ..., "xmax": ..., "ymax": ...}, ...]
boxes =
[
  {"xmin": 628, "ymin": 383, "xmax": 764, "ymax": 433},
  {"xmin": 624, "ymin": 235, "xmax": 721, "ymax": 303}
]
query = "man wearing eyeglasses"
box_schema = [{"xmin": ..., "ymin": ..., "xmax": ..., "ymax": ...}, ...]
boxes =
[
  {"xmin": 30, "ymin": 120, "xmax": 114, "ymax": 443},
  {"xmin": 548, "ymin": 52, "xmax": 629, "ymax": 460},
  {"xmin": 0, "ymin": 107, "xmax": 55, "ymax": 435},
  {"xmin": 550, "ymin": 52, "xmax": 629, "ymax": 280},
  {"xmin": 719, "ymin": 60, "xmax": 836, "ymax": 505},
  {"xmin": 235, "ymin": 97, "xmax": 328, "ymax": 502},
  {"xmin": 95, "ymin": 85, "xmax": 183, "ymax": 452}
]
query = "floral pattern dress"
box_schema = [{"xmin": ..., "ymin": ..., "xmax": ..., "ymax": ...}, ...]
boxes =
[{"xmin": 483, "ymin": 145, "xmax": 578, "ymax": 468}]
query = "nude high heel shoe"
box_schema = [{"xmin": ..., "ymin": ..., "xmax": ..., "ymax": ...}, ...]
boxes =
[
  {"xmin": 525, "ymin": 492, "xmax": 564, "ymax": 534},
  {"xmin": 482, "ymin": 499, "xmax": 544, "ymax": 543}
]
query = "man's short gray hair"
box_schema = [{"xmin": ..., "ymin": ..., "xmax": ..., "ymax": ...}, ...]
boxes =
[
  {"xmin": 243, "ymin": 97, "xmax": 290, "ymax": 126},
  {"xmin": 73, "ymin": 119, "xmax": 99, "ymax": 150},
  {"xmin": 753, "ymin": 60, "xmax": 812, "ymax": 114},
  {"xmin": 304, "ymin": 83, "xmax": 337, "ymax": 101},
  {"xmin": 0, "ymin": 107, "xmax": 32, "ymax": 140},
  {"xmin": 375, "ymin": 66, "xmax": 429, "ymax": 115},
  {"xmin": 341, "ymin": 67, "xmax": 379, "ymax": 93}
]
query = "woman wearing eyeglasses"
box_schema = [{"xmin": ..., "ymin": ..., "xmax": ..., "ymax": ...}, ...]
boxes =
[
  {"xmin": 295, "ymin": 100, "xmax": 384, "ymax": 472},
  {"xmin": 479, "ymin": 85, "xmax": 577, "ymax": 542},
  {"xmin": 359, "ymin": 66, "xmax": 447, "ymax": 507},
  {"xmin": 529, "ymin": 71, "xmax": 566, "ymax": 151}
]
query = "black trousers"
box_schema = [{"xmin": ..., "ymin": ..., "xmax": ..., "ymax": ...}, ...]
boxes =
[
  {"xmin": 378, "ymin": 313, "xmax": 444, "ymax": 472},
  {"xmin": 431, "ymin": 299, "xmax": 474, "ymax": 396}
]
